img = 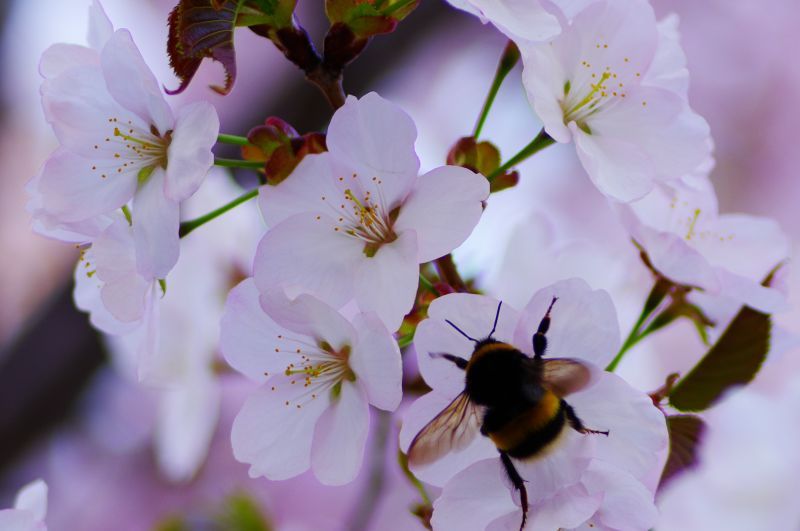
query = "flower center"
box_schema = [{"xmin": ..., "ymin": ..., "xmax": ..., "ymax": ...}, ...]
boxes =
[
  {"xmin": 268, "ymin": 335, "xmax": 356, "ymax": 409},
  {"xmin": 561, "ymin": 49, "xmax": 645, "ymax": 132},
  {"xmin": 319, "ymin": 174, "xmax": 399, "ymax": 257},
  {"xmin": 90, "ymin": 117, "xmax": 171, "ymax": 180}
]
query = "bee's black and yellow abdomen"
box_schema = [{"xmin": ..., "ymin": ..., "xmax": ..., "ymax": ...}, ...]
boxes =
[{"xmin": 486, "ymin": 390, "xmax": 566, "ymax": 458}]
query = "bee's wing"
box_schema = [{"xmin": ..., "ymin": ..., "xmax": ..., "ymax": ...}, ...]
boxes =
[
  {"xmin": 541, "ymin": 358, "xmax": 593, "ymax": 397},
  {"xmin": 408, "ymin": 391, "xmax": 482, "ymax": 467}
]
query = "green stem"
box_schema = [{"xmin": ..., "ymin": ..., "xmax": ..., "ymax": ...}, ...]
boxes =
[
  {"xmin": 473, "ymin": 41, "xmax": 520, "ymax": 139},
  {"xmin": 487, "ymin": 129, "xmax": 555, "ymax": 181},
  {"xmin": 418, "ymin": 274, "xmax": 439, "ymax": 296},
  {"xmin": 383, "ymin": 0, "xmax": 418, "ymax": 16},
  {"xmin": 179, "ymin": 189, "xmax": 258, "ymax": 238},
  {"xmin": 217, "ymin": 134, "xmax": 250, "ymax": 146},
  {"xmin": 606, "ymin": 310, "xmax": 649, "ymax": 372},
  {"xmin": 214, "ymin": 158, "xmax": 264, "ymax": 169},
  {"xmin": 397, "ymin": 333, "xmax": 415, "ymax": 349},
  {"xmin": 398, "ymin": 451, "xmax": 432, "ymax": 506}
]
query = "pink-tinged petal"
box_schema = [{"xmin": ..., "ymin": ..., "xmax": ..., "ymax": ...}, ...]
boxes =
[
  {"xmin": 521, "ymin": 44, "xmax": 572, "ymax": 143},
  {"xmin": 87, "ymin": 0, "xmax": 114, "ymax": 51},
  {"xmin": 415, "ymin": 294, "xmax": 519, "ymax": 395},
  {"xmin": 394, "ymin": 165, "xmax": 489, "ymax": 263},
  {"xmin": 514, "ymin": 278, "xmax": 620, "ymax": 367},
  {"xmin": 350, "ymin": 312, "xmax": 402, "ymax": 411},
  {"xmin": 645, "ymin": 15, "xmax": 689, "ymax": 95},
  {"xmin": 220, "ymin": 279, "xmax": 304, "ymax": 382},
  {"xmin": 354, "ymin": 231, "xmax": 419, "ymax": 331},
  {"xmin": 515, "ymin": 429, "xmax": 592, "ymax": 500},
  {"xmin": 37, "ymin": 149, "xmax": 137, "ymax": 223},
  {"xmin": 0, "ymin": 510, "xmax": 40, "ymax": 531},
  {"xmin": 13, "ymin": 480, "xmax": 48, "ymax": 522},
  {"xmin": 327, "ymin": 93, "xmax": 420, "ymax": 206},
  {"xmin": 636, "ymin": 226, "xmax": 720, "ymax": 292},
  {"xmin": 714, "ymin": 269, "xmax": 788, "ymax": 314},
  {"xmin": 468, "ymin": 0, "xmax": 561, "ymax": 42},
  {"xmin": 258, "ymin": 288, "xmax": 356, "ymax": 352},
  {"xmin": 571, "ymin": 124, "xmax": 654, "ymax": 202},
  {"xmin": 155, "ymin": 374, "xmax": 221, "ymax": 483},
  {"xmin": 567, "ymin": 372, "xmax": 667, "ymax": 481},
  {"xmin": 40, "ymin": 64, "xmax": 143, "ymax": 159},
  {"xmin": 231, "ymin": 377, "xmax": 330, "ymax": 480},
  {"xmin": 310, "ymin": 381, "xmax": 370, "ymax": 485},
  {"xmin": 164, "ymin": 101, "xmax": 219, "ymax": 201},
  {"xmin": 134, "ymin": 286, "xmax": 162, "ymax": 384},
  {"xmin": 526, "ymin": 483, "xmax": 601, "ymax": 531},
  {"xmin": 400, "ymin": 391, "xmax": 497, "ymax": 486},
  {"xmin": 431, "ymin": 458, "xmax": 519, "ymax": 531},
  {"xmin": 253, "ymin": 213, "xmax": 364, "ymax": 310},
  {"xmin": 258, "ymin": 153, "xmax": 340, "ymax": 227},
  {"xmin": 100, "ymin": 273, "xmax": 152, "ymax": 323},
  {"xmin": 39, "ymin": 43, "xmax": 98, "ymax": 79},
  {"xmin": 73, "ymin": 256, "xmax": 139, "ymax": 336},
  {"xmin": 100, "ymin": 30, "xmax": 173, "ymax": 134},
  {"xmin": 132, "ymin": 168, "xmax": 180, "ymax": 279},
  {"xmin": 579, "ymin": 461, "xmax": 658, "ymax": 531}
]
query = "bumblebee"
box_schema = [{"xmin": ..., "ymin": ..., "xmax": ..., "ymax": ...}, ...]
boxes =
[{"xmin": 408, "ymin": 298, "xmax": 608, "ymax": 530}]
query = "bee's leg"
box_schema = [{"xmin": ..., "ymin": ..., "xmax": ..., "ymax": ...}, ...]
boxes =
[
  {"xmin": 500, "ymin": 452, "xmax": 528, "ymax": 531},
  {"xmin": 563, "ymin": 401, "xmax": 609, "ymax": 436},
  {"xmin": 532, "ymin": 296, "xmax": 558, "ymax": 358},
  {"xmin": 430, "ymin": 352, "xmax": 468, "ymax": 370}
]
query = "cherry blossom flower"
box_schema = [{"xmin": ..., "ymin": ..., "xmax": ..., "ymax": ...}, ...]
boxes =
[
  {"xmin": 399, "ymin": 280, "xmax": 667, "ymax": 530},
  {"xmin": 0, "ymin": 479, "xmax": 48, "ymax": 531},
  {"xmin": 32, "ymin": 0, "xmax": 219, "ymax": 278},
  {"xmin": 221, "ymin": 280, "xmax": 402, "ymax": 485},
  {"xmin": 255, "ymin": 92, "xmax": 489, "ymax": 330},
  {"xmin": 520, "ymin": 0, "xmax": 711, "ymax": 201},
  {"xmin": 619, "ymin": 174, "xmax": 790, "ymax": 313}
]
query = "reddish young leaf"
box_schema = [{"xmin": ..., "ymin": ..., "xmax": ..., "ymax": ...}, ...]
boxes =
[
  {"xmin": 658, "ymin": 414, "xmax": 706, "ymax": 491},
  {"xmin": 166, "ymin": 0, "xmax": 243, "ymax": 95}
]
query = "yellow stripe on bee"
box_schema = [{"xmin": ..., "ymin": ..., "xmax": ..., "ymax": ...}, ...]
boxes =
[
  {"xmin": 488, "ymin": 391, "xmax": 562, "ymax": 452},
  {"xmin": 468, "ymin": 342, "xmax": 515, "ymax": 368}
]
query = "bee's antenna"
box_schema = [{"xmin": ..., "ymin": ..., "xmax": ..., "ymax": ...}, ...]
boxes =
[
  {"xmin": 488, "ymin": 300, "xmax": 503, "ymax": 338},
  {"xmin": 445, "ymin": 319, "xmax": 478, "ymax": 343}
]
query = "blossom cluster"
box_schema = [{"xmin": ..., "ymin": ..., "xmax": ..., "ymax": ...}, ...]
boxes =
[{"xmin": 14, "ymin": 0, "xmax": 794, "ymax": 529}]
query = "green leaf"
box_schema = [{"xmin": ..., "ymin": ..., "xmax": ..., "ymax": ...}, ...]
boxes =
[
  {"xmin": 166, "ymin": 0, "xmax": 245, "ymax": 95},
  {"xmin": 658, "ymin": 414, "xmax": 706, "ymax": 491},
  {"xmin": 669, "ymin": 305, "xmax": 771, "ymax": 412}
]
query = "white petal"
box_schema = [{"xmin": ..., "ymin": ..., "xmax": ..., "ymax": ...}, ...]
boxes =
[
  {"xmin": 310, "ymin": 381, "xmax": 370, "ymax": 485},
  {"xmin": 431, "ymin": 458, "xmax": 519, "ymax": 531},
  {"xmin": 416, "ymin": 293, "xmax": 519, "ymax": 395},
  {"xmin": 258, "ymin": 287, "xmax": 357, "ymax": 352},
  {"xmin": 327, "ymin": 93, "xmax": 420, "ymax": 207},
  {"xmin": 231, "ymin": 378, "xmax": 330, "ymax": 481},
  {"xmin": 399, "ymin": 391, "xmax": 497, "ymax": 487},
  {"xmin": 527, "ymin": 483, "xmax": 601, "ymax": 531},
  {"xmin": 514, "ymin": 278, "xmax": 620, "ymax": 367},
  {"xmin": 13, "ymin": 480, "xmax": 48, "ymax": 521},
  {"xmin": 37, "ymin": 149, "xmax": 136, "ymax": 223},
  {"xmin": 253, "ymin": 213, "xmax": 364, "ymax": 310},
  {"xmin": 645, "ymin": 14, "xmax": 689, "ymax": 95},
  {"xmin": 132, "ymin": 168, "xmax": 180, "ymax": 279},
  {"xmin": 0, "ymin": 510, "xmax": 40, "ymax": 531},
  {"xmin": 39, "ymin": 43, "xmax": 98, "ymax": 79},
  {"xmin": 87, "ymin": 0, "xmax": 114, "ymax": 50},
  {"xmin": 258, "ymin": 153, "xmax": 341, "ymax": 227},
  {"xmin": 515, "ymin": 429, "xmax": 592, "ymax": 501},
  {"xmin": 350, "ymin": 312, "xmax": 403, "ymax": 411},
  {"xmin": 580, "ymin": 461, "xmax": 658, "ymax": 531},
  {"xmin": 354, "ymin": 230, "xmax": 419, "ymax": 331},
  {"xmin": 567, "ymin": 372, "xmax": 668, "ymax": 481},
  {"xmin": 220, "ymin": 279, "xmax": 304, "ymax": 382},
  {"xmin": 571, "ymin": 124, "xmax": 654, "ymax": 202},
  {"xmin": 100, "ymin": 30, "xmax": 173, "ymax": 134},
  {"xmin": 73, "ymin": 255, "xmax": 139, "ymax": 335},
  {"xmin": 394, "ymin": 165, "xmax": 489, "ymax": 263},
  {"xmin": 469, "ymin": 0, "xmax": 561, "ymax": 42},
  {"xmin": 164, "ymin": 102, "xmax": 219, "ymax": 201}
]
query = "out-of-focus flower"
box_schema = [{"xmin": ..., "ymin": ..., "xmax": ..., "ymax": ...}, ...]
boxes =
[
  {"xmin": 221, "ymin": 280, "xmax": 402, "ymax": 485},
  {"xmin": 658, "ymin": 381, "xmax": 800, "ymax": 530},
  {"xmin": 520, "ymin": 0, "xmax": 710, "ymax": 201},
  {"xmin": 0, "ymin": 479, "xmax": 48, "ymax": 531},
  {"xmin": 400, "ymin": 281, "xmax": 667, "ymax": 530},
  {"xmin": 32, "ymin": 0, "xmax": 219, "ymax": 279},
  {"xmin": 620, "ymin": 174, "xmax": 790, "ymax": 313},
  {"xmin": 255, "ymin": 92, "xmax": 489, "ymax": 330}
]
